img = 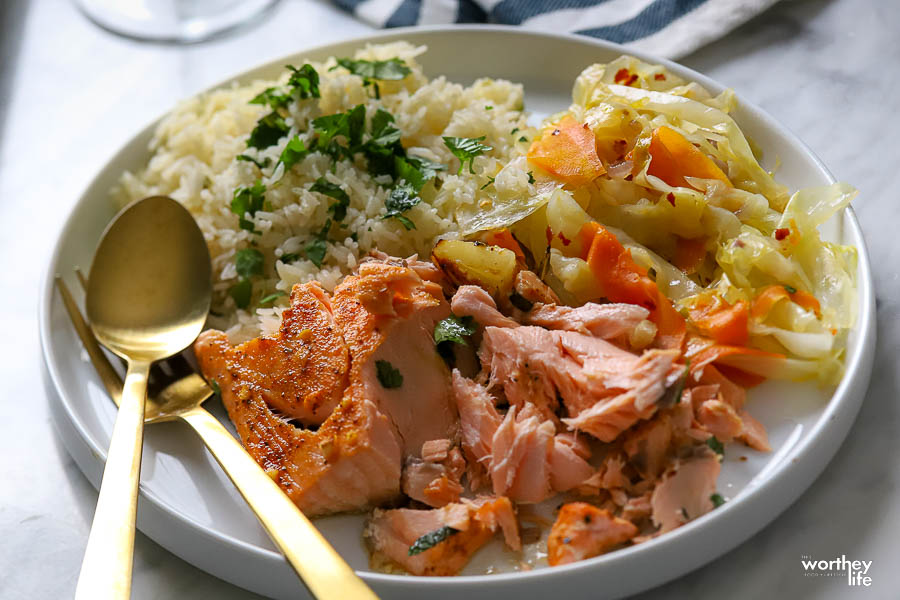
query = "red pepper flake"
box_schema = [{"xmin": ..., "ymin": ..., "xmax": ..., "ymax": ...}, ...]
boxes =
[
  {"xmin": 666, "ymin": 192, "xmax": 676, "ymax": 206},
  {"xmin": 627, "ymin": 74, "xmax": 638, "ymax": 86},
  {"xmin": 545, "ymin": 226, "xmax": 553, "ymax": 245},
  {"xmin": 654, "ymin": 73, "xmax": 666, "ymax": 81},
  {"xmin": 614, "ymin": 68, "xmax": 630, "ymax": 84},
  {"xmin": 774, "ymin": 228, "xmax": 790, "ymax": 241},
  {"xmin": 624, "ymin": 174, "xmax": 633, "ymax": 181},
  {"xmin": 557, "ymin": 231, "xmax": 571, "ymax": 246}
]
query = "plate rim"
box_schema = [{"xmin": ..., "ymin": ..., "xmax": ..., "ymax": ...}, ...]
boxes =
[{"xmin": 39, "ymin": 24, "xmax": 877, "ymax": 596}]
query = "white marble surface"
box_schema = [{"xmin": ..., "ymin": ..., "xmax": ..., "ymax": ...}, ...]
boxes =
[{"xmin": 1, "ymin": 0, "xmax": 897, "ymax": 598}]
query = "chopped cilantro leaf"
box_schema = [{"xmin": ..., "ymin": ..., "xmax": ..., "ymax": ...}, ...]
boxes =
[
  {"xmin": 434, "ymin": 315, "xmax": 477, "ymax": 346},
  {"xmin": 706, "ymin": 435, "xmax": 725, "ymax": 456},
  {"xmin": 279, "ymin": 136, "xmax": 309, "ymax": 171},
  {"xmin": 382, "ymin": 184, "xmax": 421, "ymax": 230},
  {"xmin": 229, "ymin": 278, "xmax": 253, "ymax": 309},
  {"xmin": 247, "ymin": 112, "xmax": 289, "ymax": 150},
  {"xmin": 369, "ymin": 108, "xmax": 402, "ymax": 146},
  {"xmin": 304, "ymin": 220, "xmax": 331, "ymax": 268},
  {"xmin": 784, "ymin": 285, "xmax": 797, "ymax": 294},
  {"xmin": 408, "ymin": 526, "xmax": 459, "ymax": 555},
  {"xmin": 527, "ymin": 171, "xmax": 535, "ymax": 184},
  {"xmin": 279, "ymin": 252, "xmax": 301, "ymax": 263},
  {"xmin": 285, "ymin": 63, "xmax": 320, "ymax": 99},
  {"xmin": 231, "ymin": 180, "xmax": 266, "ymax": 233},
  {"xmin": 310, "ymin": 178, "xmax": 350, "ymax": 222},
  {"xmin": 485, "ymin": 105, "xmax": 493, "ymax": 110},
  {"xmin": 375, "ymin": 360, "xmax": 403, "ymax": 389},
  {"xmin": 518, "ymin": 136, "xmax": 528, "ymax": 143},
  {"xmin": 510, "ymin": 127, "xmax": 520, "ymax": 135},
  {"xmin": 711, "ymin": 493, "xmax": 726, "ymax": 508},
  {"xmin": 236, "ymin": 154, "xmax": 271, "ymax": 169},
  {"xmin": 235, "ymin": 248, "xmax": 264, "ymax": 279},
  {"xmin": 480, "ymin": 176, "xmax": 495, "ymax": 191},
  {"xmin": 210, "ymin": 379, "xmax": 221, "ymax": 397},
  {"xmin": 335, "ymin": 57, "xmax": 411, "ymax": 98},
  {"xmin": 249, "ymin": 86, "xmax": 291, "ymax": 109},
  {"xmin": 443, "ymin": 136, "xmax": 492, "ymax": 175},
  {"xmin": 259, "ymin": 290, "xmax": 287, "ymax": 305},
  {"xmin": 350, "ymin": 231, "xmax": 358, "ymax": 242}
]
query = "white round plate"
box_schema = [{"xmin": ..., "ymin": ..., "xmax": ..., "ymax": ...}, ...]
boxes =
[{"xmin": 40, "ymin": 27, "xmax": 876, "ymax": 600}]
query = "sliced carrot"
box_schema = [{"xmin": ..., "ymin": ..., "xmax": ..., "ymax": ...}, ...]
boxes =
[
  {"xmin": 688, "ymin": 299, "xmax": 749, "ymax": 347},
  {"xmin": 647, "ymin": 126, "xmax": 731, "ymax": 189},
  {"xmin": 790, "ymin": 289, "xmax": 821, "ymax": 318},
  {"xmin": 751, "ymin": 284, "xmax": 822, "ymax": 320},
  {"xmin": 579, "ymin": 222, "xmax": 686, "ymax": 349},
  {"xmin": 527, "ymin": 115, "xmax": 606, "ymax": 187},
  {"xmin": 686, "ymin": 334, "xmax": 784, "ymax": 397},
  {"xmin": 479, "ymin": 228, "xmax": 525, "ymax": 262},
  {"xmin": 672, "ymin": 236, "xmax": 707, "ymax": 274}
]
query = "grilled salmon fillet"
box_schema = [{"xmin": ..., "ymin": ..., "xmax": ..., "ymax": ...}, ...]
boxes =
[{"xmin": 195, "ymin": 262, "xmax": 458, "ymax": 517}]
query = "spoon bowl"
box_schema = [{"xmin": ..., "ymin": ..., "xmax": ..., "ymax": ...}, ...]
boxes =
[{"xmin": 75, "ymin": 195, "xmax": 211, "ymax": 600}]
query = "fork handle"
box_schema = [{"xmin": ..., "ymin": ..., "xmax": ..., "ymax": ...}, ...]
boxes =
[
  {"xmin": 75, "ymin": 360, "xmax": 150, "ymax": 600},
  {"xmin": 178, "ymin": 406, "xmax": 379, "ymax": 600}
]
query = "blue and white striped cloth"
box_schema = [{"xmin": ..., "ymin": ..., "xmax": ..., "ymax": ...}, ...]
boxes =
[{"xmin": 334, "ymin": 0, "xmax": 780, "ymax": 59}]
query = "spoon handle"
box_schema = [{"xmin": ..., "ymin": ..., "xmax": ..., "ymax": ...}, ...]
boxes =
[
  {"xmin": 178, "ymin": 406, "xmax": 379, "ymax": 600},
  {"xmin": 75, "ymin": 360, "xmax": 150, "ymax": 600}
]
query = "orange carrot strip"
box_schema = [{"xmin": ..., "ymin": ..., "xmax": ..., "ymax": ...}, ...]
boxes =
[
  {"xmin": 672, "ymin": 236, "xmax": 707, "ymax": 274},
  {"xmin": 688, "ymin": 299, "xmax": 749, "ymax": 347},
  {"xmin": 527, "ymin": 115, "xmax": 606, "ymax": 187},
  {"xmin": 579, "ymin": 222, "xmax": 686, "ymax": 349},
  {"xmin": 647, "ymin": 126, "xmax": 731, "ymax": 189},
  {"xmin": 751, "ymin": 285, "xmax": 822, "ymax": 320},
  {"xmin": 480, "ymin": 228, "xmax": 525, "ymax": 262}
]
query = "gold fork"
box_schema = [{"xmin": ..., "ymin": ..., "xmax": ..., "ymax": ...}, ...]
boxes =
[{"xmin": 57, "ymin": 271, "xmax": 379, "ymax": 600}]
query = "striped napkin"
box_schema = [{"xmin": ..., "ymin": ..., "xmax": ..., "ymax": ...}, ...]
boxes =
[{"xmin": 334, "ymin": 0, "xmax": 781, "ymax": 59}]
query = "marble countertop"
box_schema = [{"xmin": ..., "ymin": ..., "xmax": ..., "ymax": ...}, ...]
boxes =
[{"xmin": 2, "ymin": 0, "xmax": 897, "ymax": 598}]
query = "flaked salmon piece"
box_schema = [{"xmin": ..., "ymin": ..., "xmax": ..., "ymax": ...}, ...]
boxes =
[
  {"xmin": 332, "ymin": 261, "xmax": 457, "ymax": 458},
  {"xmin": 402, "ymin": 443, "xmax": 466, "ymax": 507},
  {"xmin": 421, "ymin": 439, "xmax": 452, "ymax": 462},
  {"xmin": 737, "ymin": 409, "xmax": 771, "ymax": 451},
  {"xmin": 491, "ymin": 405, "xmax": 555, "ymax": 503},
  {"xmin": 697, "ymin": 399, "xmax": 743, "ymax": 443},
  {"xmin": 547, "ymin": 503, "xmax": 638, "ymax": 566},
  {"xmin": 196, "ymin": 328, "xmax": 402, "ymax": 517},
  {"xmin": 481, "ymin": 325, "xmax": 681, "ymax": 439},
  {"xmin": 621, "ymin": 492, "xmax": 653, "ymax": 523},
  {"xmin": 450, "ymin": 285, "xmax": 519, "ymax": 328},
  {"xmin": 650, "ymin": 449, "xmax": 721, "ymax": 533},
  {"xmin": 623, "ymin": 415, "xmax": 673, "ymax": 480},
  {"xmin": 549, "ymin": 435, "xmax": 595, "ymax": 492},
  {"xmin": 453, "ymin": 369, "xmax": 503, "ymax": 490},
  {"xmin": 365, "ymin": 497, "xmax": 520, "ymax": 576},
  {"xmin": 695, "ymin": 364, "xmax": 746, "ymax": 409},
  {"xmin": 524, "ymin": 303, "xmax": 649, "ymax": 340}
]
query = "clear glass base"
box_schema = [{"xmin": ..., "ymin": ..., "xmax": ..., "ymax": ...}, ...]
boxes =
[{"xmin": 75, "ymin": 0, "xmax": 279, "ymax": 44}]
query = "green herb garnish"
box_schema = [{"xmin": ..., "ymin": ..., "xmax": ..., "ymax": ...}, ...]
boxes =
[
  {"xmin": 518, "ymin": 136, "xmax": 528, "ymax": 143},
  {"xmin": 285, "ymin": 63, "xmax": 320, "ymax": 100},
  {"xmin": 480, "ymin": 176, "xmax": 495, "ymax": 191},
  {"xmin": 706, "ymin": 435, "xmax": 725, "ymax": 456},
  {"xmin": 670, "ymin": 359, "xmax": 691, "ymax": 405},
  {"xmin": 247, "ymin": 112, "xmax": 289, "ymax": 150},
  {"xmin": 434, "ymin": 315, "xmax": 477, "ymax": 346},
  {"xmin": 382, "ymin": 184, "xmax": 420, "ymax": 230},
  {"xmin": 334, "ymin": 57, "xmax": 411, "ymax": 99},
  {"xmin": 210, "ymin": 380, "xmax": 221, "ymax": 397},
  {"xmin": 259, "ymin": 290, "xmax": 288, "ymax": 306},
  {"xmin": 304, "ymin": 220, "xmax": 332, "ymax": 268},
  {"xmin": 231, "ymin": 180, "xmax": 266, "ymax": 233},
  {"xmin": 310, "ymin": 178, "xmax": 351, "ymax": 222},
  {"xmin": 408, "ymin": 526, "xmax": 459, "ymax": 555},
  {"xmin": 527, "ymin": 171, "xmax": 535, "ymax": 184},
  {"xmin": 279, "ymin": 252, "xmax": 300, "ymax": 263},
  {"xmin": 443, "ymin": 136, "xmax": 492, "ymax": 175},
  {"xmin": 236, "ymin": 154, "xmax": 271, "ymax": 169},
  {"xmin": 229, "ymin": 278, "xmax": 253, "ymax": 309},
  {"xmin": 711, "ymin": 493, "xmax": 726, "ymax": 508},
  {"xmin": 279, "ymin": 136, "xmax": 309, "ymax": 171},
  {"xmin": 235, "ymin": 248, "xmax": 264, "ymax": 279},
  {"xmin": 375, "ymin": 360, "xmax": 403, "ymax": 389},
  {"xmin": 510, "ymin": 127, "xmax": 520, "ymax": 135},
  {"xmin": 784, "ymin": 285, "xmax": 797, "ymax": 294}
]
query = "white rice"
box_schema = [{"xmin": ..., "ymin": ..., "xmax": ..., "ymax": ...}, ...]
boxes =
[{"xmin": 114, "ymin": 42, "xmax": 536, "ymax": 341}]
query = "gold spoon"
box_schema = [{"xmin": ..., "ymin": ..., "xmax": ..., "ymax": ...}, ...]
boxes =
[
  {"xmin": 76, "ymin": 196, "xmax": 212, "ymax": 599},
  {"xmin": 73, "ymin": 196, "xmax": 378, "ymax": 600}
]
